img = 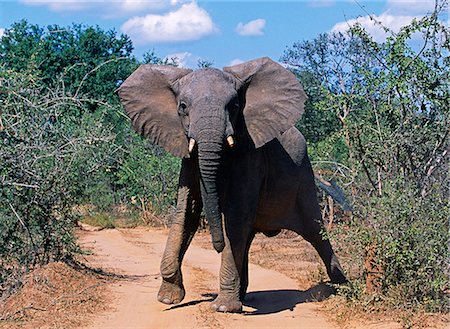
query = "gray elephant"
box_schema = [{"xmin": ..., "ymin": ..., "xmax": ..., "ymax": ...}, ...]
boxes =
[{"xmin": 118, "ymin": 57, "xmax": 347, "ymax": 313}]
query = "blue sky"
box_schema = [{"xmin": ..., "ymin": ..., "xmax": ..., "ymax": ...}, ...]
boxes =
[{"xmin": 0, "ymin": 1, "xmax": 446, "ymax": 68}]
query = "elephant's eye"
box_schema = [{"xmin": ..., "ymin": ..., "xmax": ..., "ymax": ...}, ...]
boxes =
[{"xmin": 178, "ymin": 102, "xmax": 188, "ymax": 116}]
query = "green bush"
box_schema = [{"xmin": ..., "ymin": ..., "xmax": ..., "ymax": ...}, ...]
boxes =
[
  {"xmin": 283, "ymin": 11, "xmax": 449, "ymax": 312},
  {"xmin": 115, "ymin": 134, "xmax": 181, "ymax": 216},
  {"xmin": 333, "ymin": 181, "xmax": 448, "ymax": 311},
  {"xmin": 82, "ymin": 213, "xmax": 116, "ymax": 229},
  {"xmin": 0, "ymin": 21, "xmax": 182, "ymax": 297},
  {"xmin": 0, "ymin": 67, "xmax": 121, "ymax": 295}
]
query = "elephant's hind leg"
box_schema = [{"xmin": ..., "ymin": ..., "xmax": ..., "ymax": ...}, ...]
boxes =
[
  {"xmin": 293, "ymin": 171, "xmax": 347, "ymax": 284},
  {"xmin": 300, "ymin": 219, "xmax": 347, "ymax": 284},
  {"xmin": 158, "ymin": 270, "xmax": 185, "ymax": 305},
  {"xmin": 239, "ymin": 232, "xmax": 255, "ymax": 301}
]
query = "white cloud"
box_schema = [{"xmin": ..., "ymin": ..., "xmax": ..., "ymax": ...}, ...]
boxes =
[
  {"xmin": 121, "ymin": 2, "xmax": 216, "ymax": 44},
  {"xmin": 117, "ymin": 0, "xmax": 168, "ymax": 12},
  {"xmin": 228, "ymin": 58, "xmax": 244, "ymax": 66},
  {"xmin": 21, "ymin": 0, "xmax": 89, "ymax": 11},
  {"xmin": 308, "ymin": 0, "xmax": 335, "ymax": 8},
  {"xmin": 235, "ymin": 19, "xmax": 266, "ymax": 36},
  {"xmin": 165, "ymin": 52, "xmax": 197, "ymax": 68},
  {"xmin": 386, "ymin": 0, "xmax": 449, "ymax": 27},
  {"xmin": 330, "ymin": 0, "xmax": 444, "ymax": 41},
  {"xmin": 0, "ymin": 28, "xmax": 4, "ymax": 38},
  {"xmin": 20, "ymin": 0, "xmax": 173, "ymax": 14},
  {"xmin": 331, "ymin": 13, "xmax": 418, "ymax": 41},
  {"xmin": 385, "ymin": 0, "xmax": 436, "ymax": 15}
]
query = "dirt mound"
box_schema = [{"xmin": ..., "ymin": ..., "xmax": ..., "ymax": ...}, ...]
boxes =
[{"xmin": 0, "ymin": 262, "xmax": 110, "ymax": 329}]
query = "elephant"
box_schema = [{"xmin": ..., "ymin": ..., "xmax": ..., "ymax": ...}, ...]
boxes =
[{"xmin": 118, "ymin": 57, "xmax": 347, "ymax": 313}]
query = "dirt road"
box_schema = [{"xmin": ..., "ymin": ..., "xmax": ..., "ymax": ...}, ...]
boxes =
[{"xmin": 78, "ymin": 227, "xmax": 340, "ymax": 329}]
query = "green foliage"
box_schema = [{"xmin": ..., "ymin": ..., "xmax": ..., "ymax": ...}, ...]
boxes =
[
  {"xmin": 82, "ymin": 213, "xmax": 116, "ymax": 229},
  {"xmin": 307, "ymin": 132, "xmax": 349, "ymax": 165},
  {"xmin": 0, "ymin": 66, "xmax": 121, "ymax": 294},
  {"xmin": 282, "ymin": 10, "xmax": 449, "ymax": 311},
  {"xmin": 142, "ymin": 50, "xmax": 177, "ymax": 66},
  {"xmin": 0, "ymin": 20, "xmax": 181, "ymax": 222},
  {"xmin": 0, "ymin": 21, "xmax": 183, "ymax": 295},
  {"xmin": 115, "ymin": 134, "xmax": 181, "ymax": 215},
  {"xmin": 295, "ymin": 71, "xmax": 342, "ymax": 144},
  {"xmin": 197, "ymin": 58, "xmax": 214, "ymax": 68},
  {"xmin": 341, "ymin": 182, "xmax": 448, "ymax": 311},
  {"xmin": 0, "ymin": 20, "xmax": 137, "ymax": 101}
]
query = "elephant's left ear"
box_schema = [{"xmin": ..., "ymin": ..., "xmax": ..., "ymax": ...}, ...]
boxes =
[{"xmin": 224, "ymin": 57, "xmax": 306, "ymax": 148}]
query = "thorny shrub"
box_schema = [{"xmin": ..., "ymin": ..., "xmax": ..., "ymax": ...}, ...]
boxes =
[
  {"xmin": 0, "ymin": 67, "xmax": 120, "ymax": 296},
  {"xmin": 283, "ymin": 8, "xmax": 449, "ymax": 312}
]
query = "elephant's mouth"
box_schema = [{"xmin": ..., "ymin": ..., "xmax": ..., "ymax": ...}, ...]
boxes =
[{"xmin": 188, "ymin": 136, "xmax": 234, "ymax": 153}]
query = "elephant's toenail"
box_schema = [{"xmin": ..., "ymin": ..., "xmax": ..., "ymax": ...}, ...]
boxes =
[
  {"xmin": 162, "ymin": 298, "xmax": 171, "ymax": 304},
  {"xmin": 218, "ymin": 305, "xmax": 227, "ymax": 312}
]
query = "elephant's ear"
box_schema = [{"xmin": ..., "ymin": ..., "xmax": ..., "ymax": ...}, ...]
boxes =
[
  {"xmin": 224, "ymin": 57, "xmax": 306, "ymax": 148},
  {"xmin": 118, "ymin": 65, "xmax": 192, "ymax": 158}
]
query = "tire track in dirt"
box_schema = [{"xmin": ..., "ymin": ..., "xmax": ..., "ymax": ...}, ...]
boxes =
[{"xmin": 79, "ymin": 228, "xmax": 337, "ymax": 329}]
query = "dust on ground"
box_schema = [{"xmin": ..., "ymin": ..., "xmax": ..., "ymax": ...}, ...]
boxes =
[
  {"xmin": 194, "ymin": 229, "xmax": 449, "ymax": 329},
  {"xmin": 79, "ymin": 227, "xmax": 339, "ymax": 329},
  {"xmin": 194, "ymin": 229, "xmax": 327, "ymax": 289},
  {"xmin": 0, "ymin": 262, "xmax": 110, "ymax": 329},
  {"xmin": 1, "ymin": 226, "xmax": 447, "ymax": 329}
]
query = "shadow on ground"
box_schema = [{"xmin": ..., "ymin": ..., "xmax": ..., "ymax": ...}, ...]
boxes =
[
  {"xmin": 164, "ymin": 294, "xmax": 216, "ymax": 311},
  {"xmin": 68, "ymin": 257, "xmax": 153, "ymax": 281},
  {"xmin": 163, "ymin": 283, "xmax": 335, "ymax": 315},
  {"xmin": 243, "ymin": 283, "xmax": 336, "ymax": 315}
]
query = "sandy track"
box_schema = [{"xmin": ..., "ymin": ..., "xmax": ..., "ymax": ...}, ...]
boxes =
[{"xmin": 79, "ymin": 227, "xmax": 338, "ymax": 329}]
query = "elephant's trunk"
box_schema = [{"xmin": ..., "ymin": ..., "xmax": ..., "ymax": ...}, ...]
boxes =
[{"xmin": 197, "ymin": 139, "xmax": 225, "ymax": 253}]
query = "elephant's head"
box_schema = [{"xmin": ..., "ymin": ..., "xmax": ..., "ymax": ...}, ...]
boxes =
[{"xmin": 118, "ymin": 57, "xmax": 306, "ymax": 253}]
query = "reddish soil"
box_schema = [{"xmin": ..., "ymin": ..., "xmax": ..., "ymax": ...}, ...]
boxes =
[
  {"xmin": 2, "ymin": 226, "xmax": 446, "ymax": 328},
  {"xmin": 0, "ymin": 262, "xmax": 109, "ymax": 328},
  {"xmin": 77, "ymin": 227, "xmax": 339, "ymax": 328}
]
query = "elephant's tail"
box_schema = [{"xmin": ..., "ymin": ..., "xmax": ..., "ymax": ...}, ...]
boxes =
[{"xmin": 314, "ymin": 173, "xmax": 352, "ymax": 212}]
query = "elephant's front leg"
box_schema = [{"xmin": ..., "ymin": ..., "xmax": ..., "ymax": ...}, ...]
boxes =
[
  {"xmin": 211, "ymin": 227, "xmax": 253, "ymax": 313},
  {"xmin": 158, "ymin": 159, "xmax": 201, "ymax": 305}
]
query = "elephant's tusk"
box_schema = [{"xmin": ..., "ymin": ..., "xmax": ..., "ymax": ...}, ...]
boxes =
[
  {"xmin": 227, "ymin": 136, "xmax": 235, "ymax": 148},
  {"xmin": 188, "ymin": 138, "xmax": 196, "ymax": 153}
]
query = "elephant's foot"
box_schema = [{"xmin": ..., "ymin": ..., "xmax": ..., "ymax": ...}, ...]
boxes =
[
  {"xmin": 329, "ymin": 261, "xmax": 348, "ymax": 284},
  {"xmin": 157, "ymin": 273, "xmax": 185, "ymax": 305},
  {"xmin": 211, "ymin": 295, "xmax": 242, "ymax": 313},
  {"xmin": 330, "ymin": 270, "xmax": 348, "ymax": 284}
]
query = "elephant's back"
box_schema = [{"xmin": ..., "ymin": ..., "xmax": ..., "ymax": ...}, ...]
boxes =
[{"xmin": 277, "ymin": 127, "xmax": 307, "ymax": 167}]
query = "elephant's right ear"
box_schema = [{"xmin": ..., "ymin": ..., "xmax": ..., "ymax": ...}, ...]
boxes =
[{"xmin": 117, "ymin": 65, "xmax": 192, "ymax": 158}]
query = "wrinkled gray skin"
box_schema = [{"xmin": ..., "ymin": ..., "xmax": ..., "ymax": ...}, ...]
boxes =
[{"xmin": 118, "ymin": 57, "xmax": 347, "ymax": 313}]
